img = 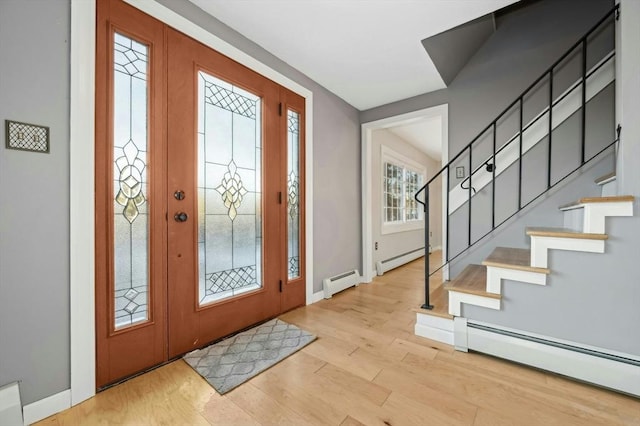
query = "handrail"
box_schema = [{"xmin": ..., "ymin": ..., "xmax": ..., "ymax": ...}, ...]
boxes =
[{"xmin": 415, "ymin": 5, "xmax": 619, "ymax": 311}]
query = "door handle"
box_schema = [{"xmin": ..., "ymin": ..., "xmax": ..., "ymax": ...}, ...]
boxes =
[{"xmin": 174, "ymin": 212, "xmax": 188, "ymax": 222}]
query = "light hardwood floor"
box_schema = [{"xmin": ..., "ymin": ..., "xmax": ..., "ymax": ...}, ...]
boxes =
[{"xmin": 39, "ymin": 254, "xmax": 640, "ymax": 425}]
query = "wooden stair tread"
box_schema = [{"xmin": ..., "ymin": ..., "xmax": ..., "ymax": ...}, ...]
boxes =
[
  {"xmin": 414, "ymin": 284, "xmax": 452, "ymax": 319},
  {"xmin": 444, "ymin": 265, "xmax": 500, "ymax": 299},
  {"xmin": 594, "ymin": 171, "xmax": 616, "ymax": 185},
  {"xmin": 526, "ymin": 227, "xmax": 608, "ymax": 240},
  {"xmin": 559, "ymin": 195, "xmax": 634, "ymax": 210},
  {"xmin": 482, "ymin": 247, "xmax": 550, "ymax": 274}
]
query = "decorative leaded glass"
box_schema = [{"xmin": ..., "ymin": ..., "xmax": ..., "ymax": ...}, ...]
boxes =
[
  {"xmin": 197, "ymin": 70, "xmax": 263, "ymax": 305},
  {"xmin": 113, "ymin": 32, "xmax": 149, "ymax": 329},
  {"xmin": 287, "ymin": 110, "xmax": 300, "ymax": 279}
]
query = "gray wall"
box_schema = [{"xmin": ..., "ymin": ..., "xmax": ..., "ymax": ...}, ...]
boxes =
[
  {"xmin": 154, "ymin": 0, "xmax": 362, "ymax": 293},
  {"xmin": 0, "ymin": 0, "xmax": 71, "ymax": 405},
  {"xmin": 362, "ymin": 0, "xmax": 640, "ymax": 354}
]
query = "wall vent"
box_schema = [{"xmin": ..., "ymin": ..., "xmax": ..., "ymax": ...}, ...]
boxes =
[
  {"xmin": 323, "ymin": 269, "xmax": 360, "ymax": 299},
  {"xmin": 376, "ymin": 247, "xmax": 425, "ymax": 276}
]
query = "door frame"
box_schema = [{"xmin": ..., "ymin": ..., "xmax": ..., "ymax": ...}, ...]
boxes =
[
  {"xmin": 70, "ymin": 0, "xmax": 314, "ymax": 405},
  {"xmin": 361, "ymin": 105, "xmax": 449, "ymax": 284}
]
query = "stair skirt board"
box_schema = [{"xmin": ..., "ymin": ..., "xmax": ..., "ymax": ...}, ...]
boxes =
[
  {"xmin": 448, "ymin": 292, "xmax": 500, "ymax": 317},
  {"xmin": 415, "ymin": 312, "xmax": 454, "ymax": 345},
  {"xmin": 322, "ymin": 269, "xmax": 361, "ymax": 299},
  {"xmin": 486, "ymin": 266, "xmax": 547, "ymax": 293},
  {"xmin": 530, "ymin": 237, "xmax": 605, "ymax": 269},
  {"xmin": 375, "ymin": 247, "xmax": 425, "ymax": 276},
  {"xmin": 0, "ymin": 382, "xmax": 22, "ymax": 426},
  {"xmin": 455, "ymin": 321, "xmax": 640, "ymax": 397},
  {"xmin": 561, "ymin": 201, "xmax": 634, "ymax": 234}
]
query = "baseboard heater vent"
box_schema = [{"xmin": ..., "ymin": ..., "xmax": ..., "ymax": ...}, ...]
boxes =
[
  {"xmin": 376, "ymin": 247, "xmax": 424, "ymax": 276},
  {"xmin": 0, "ymin": 382, "xmax": 22, "ymax": 426},
  {"xmin": 466, "ymin": 322, "xmax": 640, "ymax": 396},
  {"xmin": 323, "ymin": 269, "xmax": 360, "ymax": 299}
]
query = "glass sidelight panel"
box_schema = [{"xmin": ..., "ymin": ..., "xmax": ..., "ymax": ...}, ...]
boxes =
[
  {"xmin": 113, "ymin": 33, "xmax": 149, "ymax": 329},
  {"xmin": 197, "ymin": 70, "xmax": 263, "ymax": 305},
  {"xmin": 287, "ymin": 110, "xmax": 300, "ymax": 279}
]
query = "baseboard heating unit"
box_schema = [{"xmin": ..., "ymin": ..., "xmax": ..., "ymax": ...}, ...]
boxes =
[
  {"xmin": 376, "ymin": 247, "xmax": 424, "ymax": 276},
  {"xmin": 456, "ymin": 319, "xmax": 640, "ymax": 397},
  {"xmin": 323, "ymin": 269, "xmax": 361, "ymax": 299}
]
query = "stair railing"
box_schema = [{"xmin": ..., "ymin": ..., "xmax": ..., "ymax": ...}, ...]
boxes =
[{"xmin": 415, "ymin": 5, "xmax": 619, "ymax": 310}]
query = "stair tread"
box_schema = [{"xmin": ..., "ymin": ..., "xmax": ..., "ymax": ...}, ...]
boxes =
[
  {"xmin": 444, "ymin": 265, "xmax": 500, "ymax": 299},
  {"xmin": 594, "ymin": 171, "xmax": 616, "ymax": 185},
  {"xmin": 415, "ymin": 284, "xmax": 452, "ymax": 319},
  {"xmin": 526, "ymin": 227, "xmax": 608, "ymax": 240},
  {"xmin": 559, "ymin": 195, "xmax": 634, "ymax": 210},
  {"xmin": 482, "ymin": 247, "xmax": 550, "ymax": 274}
]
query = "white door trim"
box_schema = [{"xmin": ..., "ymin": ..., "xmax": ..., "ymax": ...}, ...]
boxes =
[
  {"xmin": 70, "ymin": 0, "xmax": 314, "ymax": 406},
  {"xmin": 361, "ymin": 104, "xmax": 449, "ymax": 284}
]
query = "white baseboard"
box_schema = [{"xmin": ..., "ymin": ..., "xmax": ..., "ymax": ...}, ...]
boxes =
[
  {"xmin": 415, "ymin": 312, "xmax": 454, "ymax": 345},
  {"xmin": 308, "ymin": 290, "xmax": 325, "ymax": 305},
  {"xmin": 0, "ymin": 382, "xmax": 22, "ymax": 426},
  {"xmin": 415, "ymin": 323, "xmax": 454, "ymax": 345},
  {"xmin": 462, "ymin": 322, "xmax": 640, "ymax": 397},
  {"xmin": 22, "ymin": 389, "xmax": 70, "ymax": 425}
]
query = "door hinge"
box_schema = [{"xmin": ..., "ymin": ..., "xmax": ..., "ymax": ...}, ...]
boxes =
[
  {"xmin": 279, "ymin": 280, "xmax": 283, "ymax": 292},
  {"xmin": 278, "ymin": 102, "xmax": 283, "ymax": 116},
  {"xmin": 278, "ymin": 191, "xmax": 283, "ymax": 204}
]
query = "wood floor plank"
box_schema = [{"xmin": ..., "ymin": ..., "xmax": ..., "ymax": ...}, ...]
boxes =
[
  {"xmin": 226, "ymin": 383, "xmax": 314, "ymax": 426},
  {"xmin": 373, "ymin": 367, "xmax": 478, "ymax": 425},
  {"xmin": 315, "ymin": 363, "xmax": 391, "ymax": 406},
  {"xmin": 39, "ymin": 254, "xmax": 640, "ymax": 426}
]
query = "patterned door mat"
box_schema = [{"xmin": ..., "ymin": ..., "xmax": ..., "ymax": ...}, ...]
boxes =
[{"xmin": 183, "ymin": 318, "xmax": 316, "ymax": 394}]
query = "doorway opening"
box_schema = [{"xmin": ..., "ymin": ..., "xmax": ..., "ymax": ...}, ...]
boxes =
[{"xmin": 361, "ymin": 104, "xmax": 449, "ymax": 284}]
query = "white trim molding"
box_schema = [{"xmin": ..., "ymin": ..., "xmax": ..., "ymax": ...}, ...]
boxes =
[
  {"xmin": 71, "ymin": 0, "xmax": 315, "ymax": 409},
  {"xmin": 69, "ymin": 0, "xmax": 96, "ymax": 406},
  {"xmin": 530, "ymin": 236, "xmax": 605, "ymax": 269},
  {"xmin": 22, "ymin": 390, "xmax": 71, "ymax": 426},
  {"xmin": 362, "ymin": 104, "xmax": 449, "ymax": 284},
  {"xmin": 414, "ymin": 312, "xmax": 454, "ymax": 345},
  {"xmin": 448, "ymin": 291, "xmax": 500, "ymax": 317}
]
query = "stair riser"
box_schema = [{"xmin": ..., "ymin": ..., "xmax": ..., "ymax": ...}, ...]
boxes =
[
  {"xmin": 448, "ymin": 292, "xmax": 500, "ymax": 316},
  {"xmin": 530, "ymin": 237, "xmax": 605, "ymax": 268},
  {"xmin": 583, "ymin": 202, "xmax": 633, "ymax": 233},
  {"xmin": 486, "ymin": 267, "xmax": 546, "ymax": 293},
  {"xmin": 599, "ymin": 180, "xmax": 617, "ymax": 197}
]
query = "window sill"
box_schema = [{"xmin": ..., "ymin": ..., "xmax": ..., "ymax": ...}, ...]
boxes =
[{"xmin": 381, "ymin": 221, "xmax": 424, "ymax": 235}]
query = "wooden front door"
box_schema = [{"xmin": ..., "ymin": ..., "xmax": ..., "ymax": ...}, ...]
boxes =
[{"xmin": 95, "ymin": 0, "xmax": 305, "ymax": 388}]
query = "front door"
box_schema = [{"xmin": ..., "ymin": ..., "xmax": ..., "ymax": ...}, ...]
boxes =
[{"xmin": 95, "ymin": 0, "xmax": 306, "ymax": 387}]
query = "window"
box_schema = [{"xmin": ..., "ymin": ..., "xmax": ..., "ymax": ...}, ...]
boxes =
[{"xmin": 381, "ymin": 146, "xmax": 425, "ymax": 234}]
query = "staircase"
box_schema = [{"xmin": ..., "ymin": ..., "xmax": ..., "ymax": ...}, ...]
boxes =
[{"xmin": 413, "ymin": 5, "xmax": 640, "ymax": 397}]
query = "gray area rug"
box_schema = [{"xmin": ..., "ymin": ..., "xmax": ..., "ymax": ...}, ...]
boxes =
[{"xmin": 183, "ymin": 318, "xmax": 316, "ymax": 394}]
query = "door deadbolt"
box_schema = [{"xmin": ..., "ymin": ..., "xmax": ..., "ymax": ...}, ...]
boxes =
[
  {"xmin": 174, "ymin": 212, "xmax": 188, "ymax": 222},
  {"xmin": 174, "ymin": 190, "xmax": 185, "ymax": 200}
]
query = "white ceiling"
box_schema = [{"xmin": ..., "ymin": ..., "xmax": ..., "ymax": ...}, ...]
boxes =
[
  {"xmin": 388, "ymin": 116, "xmax": 443, "ymax": 160},
  {"xmin": 188, "ymin": 0, "xmax": 519, "ymax": 110}
]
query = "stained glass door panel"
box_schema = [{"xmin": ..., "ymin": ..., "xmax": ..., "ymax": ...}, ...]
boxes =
[
  {"xmin": 95, "ymin": 0, "xmax": 167, "ymax": 388},
  {"xmin": 166, "ymin": 28, "xmax": 282, "ymax": 358},
  {"xmin": 286, "ymin": 110, "xmax": 300, "ymax": 279},
  {"xmin": 197, "ymin": 71, "xmax": 263, "ymax": 306},
  {"xmin": 113, "ymin": 32, "xmax": 149, "ymax": 328}
]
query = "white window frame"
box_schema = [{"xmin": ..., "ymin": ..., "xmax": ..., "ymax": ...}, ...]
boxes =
[{"xmin": 380, "ymin": 145, "xmax": 426, "ymax": 235}]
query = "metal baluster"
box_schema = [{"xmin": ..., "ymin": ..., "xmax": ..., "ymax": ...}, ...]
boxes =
[
  {"xmin": 548, "ymin": 69, "xmax": 553, "ymax": 189},
  {"xmin": 581, "ymin": 39, "xmax": 587, "ymax": 164},
  {"xmin": 518, "ymin": 98, "xmax": 523, "ymax": 209}
]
